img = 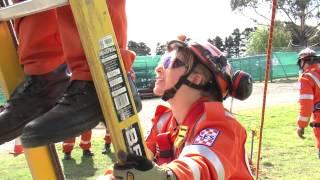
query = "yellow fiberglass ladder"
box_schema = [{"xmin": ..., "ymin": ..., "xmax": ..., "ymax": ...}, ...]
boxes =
[{"xmin": 0, "ymin": 0, "xmax": 150, "ymax": 179}]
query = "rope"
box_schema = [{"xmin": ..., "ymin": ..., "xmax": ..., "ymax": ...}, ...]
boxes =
[{"xmin": 256, "ymin": 0, "xmax": 277, "ymax": 179}]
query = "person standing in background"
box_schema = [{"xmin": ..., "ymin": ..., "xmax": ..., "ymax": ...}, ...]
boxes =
[
  {"xmin": 63, "ymin": 130, "xmax": 94, "ymax": 160},
  {"xmin": 296, "ymin": 47, "xmax": 320, "ymax": 158}
]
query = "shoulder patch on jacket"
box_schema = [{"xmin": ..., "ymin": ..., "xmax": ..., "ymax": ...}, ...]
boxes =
[{"xmin": 193, "ymin": 128, "xmax": 220, "ymax": 147}]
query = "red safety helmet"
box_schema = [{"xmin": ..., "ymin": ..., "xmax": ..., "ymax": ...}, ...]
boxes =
[
  {"xmin": 188, "ymin": 42, "xmax": 252, "ymax": 101},
  {"xmin": 163, "ymin": 39, "xmax": 252, "ymax": 101}
]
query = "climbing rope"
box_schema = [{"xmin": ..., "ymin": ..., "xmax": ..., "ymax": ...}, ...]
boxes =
[{"xmin": 256, "ymin": 0, "xmax": 277, "ymax": 179}]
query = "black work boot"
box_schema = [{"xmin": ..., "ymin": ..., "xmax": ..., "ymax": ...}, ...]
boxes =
[
  {"xmin": 127, "ymin": 74, "xmax": 142, "ymax": 113},
  {"xmin": 102, "ymin": 143, "xmax": 111, "ymax": 154},
  {"xmin": 21, "ymin": 80, "xmax": 103, "ymax": 147},
  {"xmin": 0, "ymin": 64, "xmax": 70, "ymax": 145},
  {"xmin": 83, "ymin": 149, "xmax": 94, "ymax": 157},
  {"xmin": 63, "ymin": 152, "xmax": 72, "ymax": 160}
]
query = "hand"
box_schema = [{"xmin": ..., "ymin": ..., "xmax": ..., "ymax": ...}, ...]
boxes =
[
  {"xmin": 297, "ymin": 127, "xmax": 305, "ymax": 139},
  {"xmin": 113, "ymin": 151, "xmax": 176, "ymax": 180}
]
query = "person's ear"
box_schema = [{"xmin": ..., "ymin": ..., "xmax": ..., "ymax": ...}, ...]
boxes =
[{"xmin": 189, "ymin": 73, "xmax": 203, "ymax": 85}]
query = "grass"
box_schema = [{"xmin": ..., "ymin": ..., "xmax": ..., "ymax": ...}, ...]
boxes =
[
  {"xmin": 0, "ymin": 136, "xmax": 115, "ymax": 180},
  {"xmin": 237, "ymin": 104, "xmax": 320, "ymax": 180},
  {"xmin": 1, "ymin": 103, "xmax": 320, "ymax": 179}
]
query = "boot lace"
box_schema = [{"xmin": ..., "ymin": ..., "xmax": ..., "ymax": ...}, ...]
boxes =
[
  {"xmin": 57, "ymin": 81, "xmax": 89, "ymax": 105},
  {"xmin": 5, "ymin": 76, "xmax": 47, "ymax": 108}
]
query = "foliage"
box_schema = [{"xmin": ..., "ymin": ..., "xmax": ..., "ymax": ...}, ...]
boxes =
[
  {"xmin": 225, "ymin": 36, "xmax": 235, "ymax": 58},
  {"xmin": 128, "ymin": 40, "xmax": 151, "ymax": 56},
  {"xmin": 208, "ymin": 28, "xmax": 256, "ymax": 57},
  {"xmin": 208, "ymin": 36, "xmax": 225, "ymax": 52},
  {"xmin": 240, "ymin": 27, "xmax": 256, "ymax": 55},
  {"xmin": 230, "ymin": 0, "xmax": 320, "ymax": 46},
  {"xmin": 155, "ymin": 42, "xmax": 167, "ymax": 55},
  {"xmin": 232, "ymin": 28, "xmax": 242, "ymax": 57},
  {"xmin": 246, "ymin": 24, "xmax": 291, "ymax": 55}
]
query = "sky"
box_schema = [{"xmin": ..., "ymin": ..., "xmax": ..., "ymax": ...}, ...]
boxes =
[{"xmin": 126, "ymin": 0, "xmax": 258, "ymax": 51}]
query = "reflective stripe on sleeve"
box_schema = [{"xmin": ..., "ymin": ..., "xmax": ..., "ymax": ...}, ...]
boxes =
[
  {"xmin": 179, "ymin": 145, "xmax": 225, "ymax": 180},
  {"xmin": 178, "ymin": 157, "xmax": 201, "ymax": 180},
  {"xmin": 298, "ymin": 116, "xmax": 310, "ymax": 122},
  {"xmin": 304, "ymin": 73, "xmax": 320, "ymax": 88},
  {"xmin": 81, "ymin": 140, "xmax": 90, "ymax": 144},
  {"xmin": 299, "ymin": 94, "xmax": 314, "ymax": 100},
  {"xmin": 63, "ymin": 143, "xmax": 75, "ymax": 146}
]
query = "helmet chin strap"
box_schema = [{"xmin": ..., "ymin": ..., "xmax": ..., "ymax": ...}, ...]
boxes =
[
  {"xmin": 161, "ymin": 82, "xmax": 181, "ymax": 101},
  {"xmin": 161, "ymin": 61, "xmax": 197, "ymax": 101},
  {"xmin": 161, "ymin": 60, "xmax": 210, "ymax": 101}
]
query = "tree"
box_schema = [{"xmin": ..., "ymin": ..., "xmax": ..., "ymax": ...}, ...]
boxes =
[
  {"xmin": 240, "ymin": 27, "xmax": 255, "ymax": 55},
  {"xmin": 224, "ymin": 36, "xmax": 234, "ymax": 58},
  {"xmin": 208, "ymin": 36, "xmax": 225, "ymax": 52},
  {"xmin": 245, "ymin": 25, "xmax": 291, "ymax": 55},
  {"xmin": 155, "ymin": 42, "xmax": 167, "ymax": 55},
  {"xmin": 232, "ymin": 28, "xmax": 241, "ymax": 57},
  {"xmin": 230, "ymin": 0, "xmax": 320, "ymax": 46},
  {"xmin": 128, "ymin": 41, "xmax": 151, "ymax": 56}
]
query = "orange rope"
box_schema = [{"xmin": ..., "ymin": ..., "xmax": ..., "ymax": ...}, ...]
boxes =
[{"xmin": 256, "ymin": 0, "xmax": 277, "ymax": 179}]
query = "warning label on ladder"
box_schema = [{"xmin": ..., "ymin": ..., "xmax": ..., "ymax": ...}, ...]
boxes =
[{"xmin": 99, "ymin": 35, "xmax": 134, "ymax": 121}]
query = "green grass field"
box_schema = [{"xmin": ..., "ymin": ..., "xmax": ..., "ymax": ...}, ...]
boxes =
[
  {"xmin": 238, "ymin": 104, "xmax": 319, "ymax": 180},
  {"xmin": 0, "ymin": 104, "xmax": 319, "ymax": 180}
]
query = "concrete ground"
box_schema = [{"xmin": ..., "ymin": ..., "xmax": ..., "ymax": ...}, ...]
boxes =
[{"xmin": 0, "ymin": 80, "xmax": 299, "ymax": 153}]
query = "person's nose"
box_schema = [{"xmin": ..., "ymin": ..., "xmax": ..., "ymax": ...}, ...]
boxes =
[{"xmin": 155, "ymin": 65, "xmax": 163, "ymax": 74}]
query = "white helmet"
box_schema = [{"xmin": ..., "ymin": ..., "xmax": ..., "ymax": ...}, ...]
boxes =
[
  {"xmin": 298, "ymin": 47, "xmax": 316, "ymax": 60},
  {"xmin": 297, "ymin": 47, "xmax": 318, "ymax": 70}
]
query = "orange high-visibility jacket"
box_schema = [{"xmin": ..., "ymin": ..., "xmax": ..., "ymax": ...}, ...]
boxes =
[
  {"xmin": 145, "ymin": 98, "xmax": 253, "ymax": 180},
  {"xmin": 297, "ymin": 64, "xmax": 320, "ymax": 128}
]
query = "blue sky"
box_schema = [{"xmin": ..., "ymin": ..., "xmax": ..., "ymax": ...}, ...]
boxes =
[{"xmin": 126, "ymin": 0, "xmax": 258, "ymax": 50}]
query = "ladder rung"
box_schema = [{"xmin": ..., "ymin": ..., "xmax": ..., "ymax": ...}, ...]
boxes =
[{"xmin": 0, "ymin": 0, "xmax": 68, "ymax": 21}]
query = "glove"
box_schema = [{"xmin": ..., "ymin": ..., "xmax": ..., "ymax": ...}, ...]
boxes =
[
  {"xmin": 113, "ymin": 151, "xmax": 176, "ymax": 180},
  {"xmin": 297, "ymin": 127, "xmax": 305, "ymax": 139}
]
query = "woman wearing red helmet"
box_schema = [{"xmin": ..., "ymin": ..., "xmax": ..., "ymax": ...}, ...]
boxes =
[{"xmin": 108, "ymin": 38, "xmax": 253, "ymax": 180}]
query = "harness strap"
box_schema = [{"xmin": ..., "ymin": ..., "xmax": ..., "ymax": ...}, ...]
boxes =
[{"xmin": 310, "ymin": 122, "xmax": 320, "ymax": 128}]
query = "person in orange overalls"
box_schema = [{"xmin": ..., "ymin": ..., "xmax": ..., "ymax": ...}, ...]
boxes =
[
  {"xmin": 105, "ymin": 37, "xmax": 254, "ymax": 179},
  {"xmin": 295, "ymin": 47, "xmax": 320, "ymax": 158},
  {"xmin": 63, "ymin": 130, "xmax": 93, "ymax": 160},
  {"xmin": 0, "ymin": 0, "xmax": 141, "ymax": 147},
  {"xmin": 102, "ymin": 129, "xmax": 112, "ymax": 154}
]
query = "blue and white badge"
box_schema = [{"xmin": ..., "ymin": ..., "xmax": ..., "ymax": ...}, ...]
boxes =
[{"xmin": 193, "ymin": 128, "xmax": 220, "ymax": 147}]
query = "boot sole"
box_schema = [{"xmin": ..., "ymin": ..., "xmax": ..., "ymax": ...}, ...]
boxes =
[
  {"xmin": 0, "ymin": 107, "xmax": 59, "ymax": 145},
  {"xmin": 21, "ymin": 118, "xmax": 100, "ymax": 148},
  {"xmin": 0, "ymin": 124, "xmax": 26, "ymax": 145}
]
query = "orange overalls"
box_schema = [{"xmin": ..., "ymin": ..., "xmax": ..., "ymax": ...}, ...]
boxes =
[
  {"xmin": 13, "ymin": 0, "xmax": 135, "ymax": 78},
  {"xmin": 63, "ymin": 130, "xmax": 92, "ymax": 153},
  {"xmin": 297, "ymin": 64, "xmax": 320, "ymax": 150},
  {"xmin": 145, "ymin": 98, "xmax": 253, "ymax": 180},
  {"xmin": 104, "ymin": 129, "xmax": 112, "ymax": 145}
]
